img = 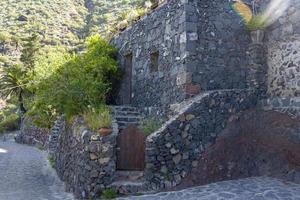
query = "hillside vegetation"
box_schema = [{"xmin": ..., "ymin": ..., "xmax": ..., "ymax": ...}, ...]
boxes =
[
  {"xmin": 0, "ymin": 0, "xmax": 148, "ymax": 66},
  {"xmin": 0, "ymin": 0, "xmax": 155, "ymax": 132}
]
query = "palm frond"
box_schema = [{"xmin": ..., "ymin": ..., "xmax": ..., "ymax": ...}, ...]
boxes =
[{"xmin": 231, "ymin": 1, "xmax": 253, "ymax": 24}]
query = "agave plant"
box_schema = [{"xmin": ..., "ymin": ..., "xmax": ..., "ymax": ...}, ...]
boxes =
[{"xmin": 232, "ymin": 0, "xmax": 291, "ymax": 31}]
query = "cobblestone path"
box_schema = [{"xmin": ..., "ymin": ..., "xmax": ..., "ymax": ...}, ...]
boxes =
[
  {"xmin": 0, "ymin": 134, "xmax": 74, "ymax": 200},
  {"xmin": 119, "ymin": 177, "xmax": 300, "ymax": 200}
]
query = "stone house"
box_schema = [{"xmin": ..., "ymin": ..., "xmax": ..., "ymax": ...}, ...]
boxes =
[
  {"xmin": 111, "ymin": 0, "xmax": 254, "ymax": 113},
  {"xmin": 43, "ymin": 0, "xmax": 300, "ymax": 199}
]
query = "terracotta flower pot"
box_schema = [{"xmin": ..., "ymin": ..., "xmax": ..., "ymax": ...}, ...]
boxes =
[
  {"xmin": 99, "ymin": 128, "xmax": 113, "ymax": 137},
  {"xmin": 250, "ymin": 30, "xmax": 264, "ymax": 44}
]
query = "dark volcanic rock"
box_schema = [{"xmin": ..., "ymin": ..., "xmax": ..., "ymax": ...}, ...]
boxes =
[
  {"xmin": 17, "ymin": 15, "xmax": 28, "ymax": 21},
  {"xmin": 177, "ymin": 109, "xmax": 300, "ymax": 189}
]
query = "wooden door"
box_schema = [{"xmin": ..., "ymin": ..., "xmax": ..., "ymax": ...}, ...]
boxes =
[
  {"xmin": 123, "ymin": 53, "xmax": 132, "ymax": 105},
  {"xmin": 117, "ymin": 124, "xmax": 145, "ymax": 170}
]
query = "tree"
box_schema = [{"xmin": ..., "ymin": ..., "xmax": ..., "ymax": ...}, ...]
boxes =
[
  {"xmin": 0, "ymin": 65, "xmax": 28, "ymax": 114},
  {"xmin": 0, "ymin": 33, "xmax": 40, "ymax": 115},
  {"xmin": 20, "ymin": 33, "xmax": 40, "ymax": 73}
]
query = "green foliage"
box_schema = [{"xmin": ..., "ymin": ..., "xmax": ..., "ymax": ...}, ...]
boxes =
[
  {"xmin": 139, "ymin": 118, "xmax": 163, "ymax": 136},
  {"xmin": 0, "ymin": 34, "xmax": 40, "ymax": 114},
  {"xmin": 48, "ymin": 155, "xmax": 56, "ymax": 168},
  {"xmin": 0, "ymin": 113, "xmax": 20, "ymax": 133},
  {"xmin": 37, "ymin": 145, "xmax": 46, "ymax": 151},
  {"xmin": 83, "ymin": 106, "xmax": 112, "ymax": 132},
  {"xmin": 30, "ymin": 35, "xmax": 121, "ymax": 128},
  {"xmin": 102, "ymin": 188, "xmax": 117, "ymax": 199},
  {"xmin": 0, "ymin": 65, "xmax": 30, "ymax": 114},
  {"xmin": 0, "ymin": 31, "xmax": 11, "ymax": 43},
  {"xmin": 246, "ymin": 15, "xmax": 267, "ymax": 31},
  {"xmin": 20, "ymin": 34, "xmax": 40, "ymax": 71}
]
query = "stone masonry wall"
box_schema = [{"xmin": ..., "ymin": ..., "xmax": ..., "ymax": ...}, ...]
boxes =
[
  {"xmin": 15, "ymin": 116, "xmax": 50, "ymax": 147},
  {"xmin": 111, "ymin": 0, "xmax": 187, "ymax": 108},
  {"xmin": 184, "ymin": 0, "xmax": 251, "ymax": 93},
  {"xmin": 266, "ymin": 0, "xmax": 300, "ymax": 97},
  {"xmin": 50, "ymin": 117, "xmax": 118, "ymax": 199},
  {"xmin": 145, "ymin": 89, "xmax": 257, "ymax": 190},
  {"xmin": 112, "ymin": 0, "xmax": 252, "ymax": 110}
]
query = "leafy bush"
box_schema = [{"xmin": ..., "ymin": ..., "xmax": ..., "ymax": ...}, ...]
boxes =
[
  {"xmin": 30, "ymin": 35, "xmax": 121, "ymax": 128},
  {"xmin": 139, "ymin": 118, "xmax": 163, "ymax": 136},
  {"xmin": 0, "ymin": 113, "xmax": 20, "ymax": 133},
  {"xmin": 83, "ymin": 106, "xmax": 112, "ymax": 132},
  {"xmin": 102, "ymin": 188, "xmax": 117, "ymax": 199}
]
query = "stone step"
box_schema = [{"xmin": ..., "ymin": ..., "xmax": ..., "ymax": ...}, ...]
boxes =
[
  {"xmin": 115, "ymin": 171, "xmax": 144, "ymax": 182},
  {"xmin": 115, "ymin": 116, "xmax": 143, "ymax": 122},
  {"xmin": 117, "ymin": 121, "xmax": 140, "ymax": 130},
  {"xmin": 113, "ymin": 111, "xmax": 141, "ymax": 116},
  {"xmin": 110, "ymin": 180, "xmax": 149, "ymax": 195},
  {"xmin": 113, "ymin": 106, "xmax": 139, "ymax": 113}
]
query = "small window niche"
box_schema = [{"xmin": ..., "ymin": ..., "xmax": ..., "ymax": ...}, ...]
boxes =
[{"xmin": 150, "ymin": 51, "xmax": 159, "ymax": 72}]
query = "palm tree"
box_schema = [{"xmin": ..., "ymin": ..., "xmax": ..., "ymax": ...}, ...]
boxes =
[{"xmin": 0, "ymin": 65, "xmax": 29, "ymax": 115}]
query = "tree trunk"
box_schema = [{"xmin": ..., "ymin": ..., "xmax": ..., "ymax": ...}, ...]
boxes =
[{"xmin": 18, "ymin": 90, "xmax": 26, "ymax": 115}]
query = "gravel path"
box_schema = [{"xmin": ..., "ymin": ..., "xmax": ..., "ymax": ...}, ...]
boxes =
[
  {"xmin": 119, "ymin": 177, "xmax": 300, "ymax": 200},
  {"xmin": 0, "ymin": 134, "xmax": 74, "ymax": 200}
]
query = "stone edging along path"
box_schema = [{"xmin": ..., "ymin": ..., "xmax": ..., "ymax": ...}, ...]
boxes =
[{"xmin": 119, "ymin": 177, "xmax": 300, "ymax": 200}]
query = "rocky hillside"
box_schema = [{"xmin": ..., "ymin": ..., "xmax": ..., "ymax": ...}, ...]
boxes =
[{"xmin": 0, "ymin": 0, "xmax": 146, "ymax": 65}]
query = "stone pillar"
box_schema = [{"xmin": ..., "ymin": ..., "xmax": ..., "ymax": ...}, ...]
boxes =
[{"xmin": 246, "ymin": 43, "xmax": 268, "ymax": 97}]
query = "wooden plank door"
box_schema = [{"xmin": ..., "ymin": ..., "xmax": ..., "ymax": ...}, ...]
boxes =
[{"xmin": 117, "ymin": 124, "xmax": 145, "ymax": 170}]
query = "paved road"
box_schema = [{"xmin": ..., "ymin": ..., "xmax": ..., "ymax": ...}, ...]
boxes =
[
  {"xmin": 119, "ymin": 177, "xmax": 300, "ymax": 200},
  {"xmin": 0, "ymin": 134, "xmax": 74, "ymax": 200},
  {"xmin": 2, "ymin": 134, "xmax": 300, "ymax": 200}
]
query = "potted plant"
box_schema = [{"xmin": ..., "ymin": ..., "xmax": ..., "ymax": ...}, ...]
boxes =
[
  {"xmin": 232, "ymin": 0, "xmax": 290, "ymax": 44},
  {"xmin": 247, "ymin": 16, "xmax": 266, "ymax": 44},
  {"xmin": 84, "ymin": 106, "xmax": 113, "ymax": 137},
  {"xmin": 98, "ymin": 109, "xmax": 113, "ymax": 137}
]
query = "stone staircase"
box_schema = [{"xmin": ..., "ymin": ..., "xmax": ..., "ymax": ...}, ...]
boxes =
[
  {"xmin": 110, "ymin": 171, "xmax": 150, "ymax": 195},
  {"xmin": 112, "ymin": 106, "xmax": 143, "ymax": 131},
  {"xmin": 111, "ymin": 106, "xmax": 150, "ymax": 195}
]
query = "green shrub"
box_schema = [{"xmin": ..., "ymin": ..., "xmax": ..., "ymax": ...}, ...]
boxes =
[
  {"xmin": 48, "ymin": 155, "xmax": 56, "ymax": 168},
  {"xmin": 139, "ymin": 118, "xmax": 163, "ymax": 136},
  {"xmin": 83, "ymin": 106, "xmax": 112, "ymax": 132},
  {"xmin": 30, "ymin": 35, "xmax": 121, "ymax": 128},
  {"xmin": 102, "ymin": 188, "xmax": 117, "ymax": 199},
  {"xmin": 0, "ymin": 114, "xmax": 20, "ymax": 133}
]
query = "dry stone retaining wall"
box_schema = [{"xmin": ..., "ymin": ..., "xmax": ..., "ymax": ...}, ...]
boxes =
[
  {"xmin": 49, "ymin": 117, "xmax": 118, "ymax": 199},
  {"xmin": 15, "ymin": 116, "xmax": 50, "ymax": 147},
  {"xmin": 145, "ymin": 89, "xmax": 258, "ymax": 190}
]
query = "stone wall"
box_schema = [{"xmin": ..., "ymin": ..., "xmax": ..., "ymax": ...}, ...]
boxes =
[
  {"xmin": 260, "ymin": 97, "xmax": 300, "ymax": 118},
  {"xmin": 50, "ymin": 117, "xmax": 118, "ymax": 199},
  {"xmin": 145, "ymin": 89, "xmax": 257, "ymax": 189},
  {"xmin": 177, "ymin": 109, "xmax": 300, "ymax": 188},
  {"xmin": 185, "ymin": 0, "xmax": 251, "ymax": 93},
  {"xmin": 112, "ymin": 0, "xmax": 252, "ymax": 110},
  {"xmin": 15, "ymin": 116, "xmax": 50, "ymax": 147},
  {"xmin": 111, "ymin": 0, "xmax": 187, "ymax": 108},
  {"xmin": 266, "ymin": 0, "xmax": 300, "ymax": 97}
]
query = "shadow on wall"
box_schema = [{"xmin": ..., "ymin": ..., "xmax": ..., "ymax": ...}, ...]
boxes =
[{"xmin": 177, "ymin": 109, "xmax": 300, "ymax": 190}]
